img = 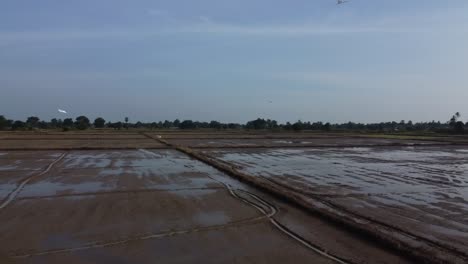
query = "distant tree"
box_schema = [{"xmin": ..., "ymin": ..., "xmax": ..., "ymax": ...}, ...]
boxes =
[
  {"xmin": 173, "ymin": 119, "xmax": 181, "ymax": 127},
  {"xmin": 26, "ymin": 116, "xmax": 40, "ymax": 128},
  {"xmin": 196, "ymin": 121, "xmax": 209, "ymax": 128},
  {"xmin": 209, "ymin": 120, "xmax": 222, "ymax": 129},
  {"xmin": 227, "ymin": 123, "xmax": 241, "ymax": 129},
  {"xmin": 63, "ymin": 118, "xmax": 74, "ymax": 128},
  {"xmin": 134, "ymin": 121, "xmax": 143, "ymax": 128},
  {"xmin": 246, "ymin": 118, "xmax": 268, "ymax": 130},
  {"xmin": 75, "ymin": 116, "xmax": 90, "ymax": 130},
  {"xmin": 406, "ymin": 120, "xmax": 414, "ymax": 131},
  {"xmin": 116, "ymin": 121, "xmax": 123, "ymax": 130},
  {"xmin": 0, "ymin": 115, "xmax": 7, "ymax": 130},
  {"xmin": 163, "ymin": 120, "xmax": 173, "ymax": 128},
  {"xmin": 450, "ymin": 116, "xmax": 457, "ymax": 127},
  {"xmin": 455, "ymin": 121, "xmax": 465, "ymax": 134},
  {"xmin": 449, "ymin": 112, "xmax": 464, "ymax": 134},
  {"xmin": 50, "ymin": 118, "xmax": 59, "ymax": 128},
  {"xmin": 283, "ymin": 122, "xmax": 292, "ymax": 130},
  {"xmin": 323, "ymin": 122, "xmax": 331, "ymax": 131},
  {"xmin": 12, "ymin": 120, "xmax": 26, "ymax": 130},
  {"xmin": 265, "ymin": 119, "xmax": 279, "ymax": 129},
  {"xmin": 108, "ymin": 121, "xmax": 123, "ymax": 130},
  {"xmin": 125, "ymin": 117, "xmax": 129, "ymax": 130},
  {"xmin": 180, "ymin": 120, "xmax": 195, "ymax": 129},
  {"xmin": 94, "ymin": 117, "xmax": 106, "ymax": 128},
  {"xmin": 292, "ymin": 121, "xmax": 303, "ymax": 131},
  {"xmin": 38, "ymin": 121, "xmax": 49, "ymax": 129}
]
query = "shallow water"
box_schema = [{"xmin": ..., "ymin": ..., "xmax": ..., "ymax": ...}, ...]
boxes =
[
  {"xmin": 193, "ymin": 210, "xmax": 229, "ymax": 226},
  {"xmin": 19, "ymin": 181, "xmax": 112, "ymax": 197},
  {"xmin": 41, "ymin": 233, "xmax": 83, "ymax": 250},
  {"xmin": 210, "ymin": 147, "xmax": 468, "ymax": 194},
  {"xmin": 19, "ymin": 150, "xmax": 227, "ymax": 197},
  {"xmin": 0, "ymin": 183, "xmax": 17, "ymax": 199},
  {"xmin": 208, "ymin": 146, "xmax": 468, "ymax": 250}
]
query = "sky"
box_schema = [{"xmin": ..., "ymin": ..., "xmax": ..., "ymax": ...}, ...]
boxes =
[{"xmin": 1, "ymin": 0, "xmax": 468, "ymax": 123}]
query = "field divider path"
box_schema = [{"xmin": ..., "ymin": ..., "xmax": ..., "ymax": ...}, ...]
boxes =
[
  {"xmin": 142, "ymin": 133, "xmax": 468, "ymax": 264},
  {"xmin": 0, "ymin": 153, "xmax": 67, "ymax": 210},
  {"xmin": 141, "ymin": 133, "xmax": 352, "ymax": 264}
]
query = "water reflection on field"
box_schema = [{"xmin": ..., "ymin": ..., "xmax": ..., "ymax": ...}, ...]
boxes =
[{"xmin": 207, "ymin": 146, "xmax": 468, "ymax": 252}]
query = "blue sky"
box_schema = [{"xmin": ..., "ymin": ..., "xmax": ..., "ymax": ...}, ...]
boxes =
[{"xmin": 1, "ymin": 0, "xmax": 467, "ymax": 123}]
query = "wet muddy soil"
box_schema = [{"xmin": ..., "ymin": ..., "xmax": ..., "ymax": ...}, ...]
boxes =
[
  {"xmin": 0, "ymin": 148, "xmax": 416, "ymax": 263},
  {"xmin": 0, "ymin": 140, "xmax": 165, "ymax": 150},
  {"xmin": 169, "ymin": 137, "xmax": 445, "ymax": 148},
  {"xmin": 207, "ymin": 146, "xmax": 468, "ymax": 254},
  {"xmin": 0, "ymin": 149, "xmax": 362, "ymax": 263}
]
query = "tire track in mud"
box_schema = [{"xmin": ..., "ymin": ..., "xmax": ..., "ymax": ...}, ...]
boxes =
[
  {"xmin": 196, "ymin": 165, "xmax": 349, "ymax": 264},
  {"xmin": 236, "ymin": 189, "xmax": 349, "ymax": 264},
  {"xmin": 0, "ymin": 153, "xmax": 67, "ymax": 210},
  {"xmin": 256, "ymin": 174, "xmax": 468, "ymax": 264},
  {"xmin": 141, "ymin": 136, "xmax": 352, "ymax": 264}
]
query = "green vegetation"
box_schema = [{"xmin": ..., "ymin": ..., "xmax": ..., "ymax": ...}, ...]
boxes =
[
  {"xmin": 93, "ymin": 117, "xmax": 106, "ymax": 128},
  {"xmin": 0, "ymin": 113, "xmax": 465, "ymax": 134},
  {"xmin": 449, "ymin": 112, "xmax": 464, "ymax": 134},
  {"xmin": 0, "ymin": 115, "xmax": 7, "ymax": 130},
  {"xmin": 74, "ymin": 116, "xmax": 91, "ymax": 130}
]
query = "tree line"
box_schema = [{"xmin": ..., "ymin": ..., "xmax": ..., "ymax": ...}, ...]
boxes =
[{"xmin": 0, "ymin": 113, "xmax": 466, "ymax": 134}]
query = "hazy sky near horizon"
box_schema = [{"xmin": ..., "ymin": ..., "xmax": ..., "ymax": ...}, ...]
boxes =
[{"xmin": 1, "ymin": 0, "xmax": 468, "ymax": 123}]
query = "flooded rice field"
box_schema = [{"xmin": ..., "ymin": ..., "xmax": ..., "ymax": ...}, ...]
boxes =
[
  {"xmin": 0, "ymin": 149, "xmax": 364, "ymax": 263},
  {"xmin": 168, "ymin": 137, "xmax": 444, "ymax": 148},
  {"xmin": 206, "ymin": 146, "xmax": 468, "ymax": 254},
  {"xmin": 2, "ymin": 132, "xmax": 466, "ymax": 263},
  {"xmin": 0, "ymin": 139, "xmax": 165, "ymax": 149}
]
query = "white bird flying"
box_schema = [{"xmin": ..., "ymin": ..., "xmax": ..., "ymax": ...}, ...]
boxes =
[
  {"xmin": 58, "ymin": 109, "xmax": 67, "ymax": 114},
  {"xmin": 337, "ymin": 0, "xmax": 349, "ymax": 5}
]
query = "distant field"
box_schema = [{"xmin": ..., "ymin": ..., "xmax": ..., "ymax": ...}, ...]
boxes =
[
  {"xmin": 164, "ymin": 136, "xmax": 446, "ymax": 148},
  {"xmin": 0, "ymin": 132, "xmax": 165, "ymax": 149}
]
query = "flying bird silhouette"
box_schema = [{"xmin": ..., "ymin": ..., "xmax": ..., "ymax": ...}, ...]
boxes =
[
  {"xmin": 58, "ymin": 109, "xmax": 67, "ymax": 114},
  {"xmin": 337, "ymin": 0, "xmax": 349, "ymax": 5}
]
